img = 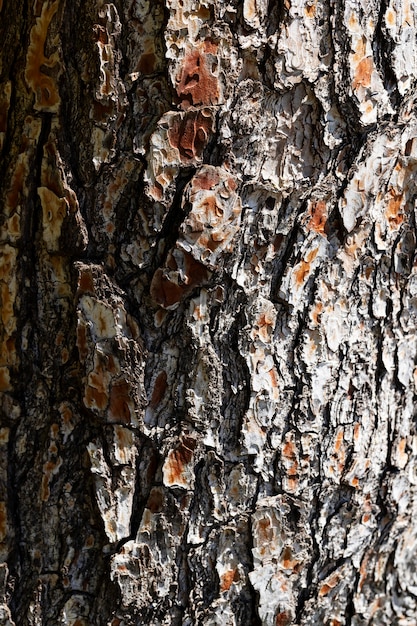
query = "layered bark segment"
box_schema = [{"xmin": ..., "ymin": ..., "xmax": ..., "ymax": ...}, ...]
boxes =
[
  {"xmin": 3, "ymin": 0, "xmax": 417, "ymax": 625},
  {"xmin": 25, "ymin": 0, "xmax": 61, "ymax": 112}
]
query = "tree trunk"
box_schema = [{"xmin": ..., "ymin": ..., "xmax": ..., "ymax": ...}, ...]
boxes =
[{"xmin": 1, "ymin": 0, "xmax": 417, "ymax": 624}]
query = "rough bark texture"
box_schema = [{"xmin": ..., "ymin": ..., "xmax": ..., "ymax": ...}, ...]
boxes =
[{"xmin": 1, "ymin": 0, "xmax": 417, "ymax": 624}]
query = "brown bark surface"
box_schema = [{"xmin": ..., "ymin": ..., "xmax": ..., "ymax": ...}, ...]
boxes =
[{"xmin": 1, "ymin": 1, "xmax": 417, "ymax": 624}]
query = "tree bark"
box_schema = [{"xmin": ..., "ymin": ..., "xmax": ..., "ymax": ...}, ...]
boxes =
[{"xmin": 1, "ymin": 0, "xmax": 417, "ymax": 624}]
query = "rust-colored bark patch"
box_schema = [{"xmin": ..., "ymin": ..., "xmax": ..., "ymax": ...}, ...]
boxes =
[
  {"xmin": 25, "ymin": 0, "xmax": 61, "ymax": 112},
  {"xmin": 192, "ymin": 167, "xmax": 221, "ymax": 191},
  {"xmin": 0, "ymin": 366, "xmax": 11, "ymax": 391},
  {"xmin": 150, "ymin": 268, "xmax": 184, "ymax": 309},
  {"xmin": 6, "ymin": 157, "xmax": 27, "ymax": 213},
  {"xmin": 311, "ymin": 301, "xmax": 323, "ymax": 326},
  {"xmin": 319, "ymin": 572, "xmax": 341, "ymax": 596},
  {"xmin": 76, "ymin": 322, "xmax": 88, "ymax": 362},
  {"xmin": 305, "ymin": 0, "xmax": 317, "ymax": 17},
  {"xmin": 147, "ymin": 487, "xmax": 165, "ymax": 513},
  {"xmin": 281, "ymin": 546, "xmax": 294, "ymax": 569},
  {"xmin": 163, "ymin": 436, "xmax": 196, "ymax": 488},
  {"xmin": 257, "ymin": 516, "xmax": 273, "ymax": 549},
  {"xmin": 308, "ymin": 200, "xmax": 327, "ymax": 235},
  {"xmin": 150, "ymin": 371, "xmax": 167, "ymax": 408},
  {"xmin": 220, "ymin": 569, "xmax": 236, "ymax": 592},
  {"xmin": 385, "ymin": 189, "xmax": 403, "ymax": 229},
  {"xmin": 294, "ymin": 248, "xmax": 319, "ymax": 287},
  {"xmin": 85, "ymin": 385, "xmax": 108, "ymax": 412},
  {"xmin": 78, "ymin": 269, "xmax": 95, "ymax": 294},
  {"xmin": 352, "ymin": 57, "xmax": 373, "ymax": 90},
  {"xmin": 385, "ymin": 7, "xmax": 396, "ymax": 26},
  {"xmin": 176, "ymin": 43, "xmax": 220, "ymax": 109},
  {"xmin": 334, "ymin": 429, "xmax": 344, "ymax": 453},
  {"xmin": 108, "ymin": 381, "xmax": 133, "ymax": 424},
  {"xmin": 180, "ymin": 166, "xmax": 241, "ymax": 268},
  {"xmin": 275, "ymin": 612, "xmax": 291, "ymax": 626},
  {"xmin": 168, "ymin": 109, "xmax": 214, "ymax": 162},
  {"xmin": 150, "ymin": 250, "xmax": 210, "ymax": 309}
]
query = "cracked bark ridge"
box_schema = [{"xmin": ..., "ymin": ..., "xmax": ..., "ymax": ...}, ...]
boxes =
[{"xmin": 2, "ymin": 0, "xmax": 417, "ymax": 624}]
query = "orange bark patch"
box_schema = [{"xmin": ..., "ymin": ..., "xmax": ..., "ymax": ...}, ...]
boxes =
[
  {"xmin": 60, "ymin": 403, "xmax": 73, "ymax": 427},
  {"xmin": 334, "ymin": 429, "xmax": 344, "ymax": 453},
  {"xmin": 1, "ymin": 281, "xmax": 14, "ymax": 330},
  {"xmin": 269, "ymin": 368, "xmax": 278, "ymax": 388},
  {"xmin": 349, "ymin": 12, "xmax": 358, "ymax": 29},
  {"xmin": 397, "ymin": 437, "xmax": 408, "ymax": 468},
  {"xmin": 257, "ymin": 311, "xmax": 275, "ymax": 341},
  {"xmin": 183, "ymin": 168, "xmax": 241, "ymax": 265},
  {"xmin": 192, "ymin": 168, "xmax": 221, "ymax": 191},
  {"xmin": 257, "ymin": 516, "xmax": 273, "ymax": 548},
  {"xmin": 282, "ymin": 434, "xmax": 299, "ymax": 492},
  {"xmin": 168, "ymin": 109, "xmax": 214, "ymax": 162},
  {"xmin": 176, "ymin": 45, "xmax": 219, "ymax": 109},
  {"xmin": 84, "ymin": 356, "xmax": 113, "ymax": 411},
  {"xmin": 282, "ymin": 439, "xmax": 296, "ymax": 465},
  {"xmin": 147, "ymin": 487, "xmax": 164, "ymax": 513},
  {"xmin": 0, "ymin": 428, "xmax": 9, "ymax": 444},
  {"xmin": 150, "ymin": 371, "xmax": 168, "ymax": 408},
  {"xmin": 385, "ymin": 189, "xmax": 403, "ymax": 228},
  {"xmin": 150, "ymin": 269, "xmax": 184, "ymax": 309},
  {"xmin": 386, "ymin": 8, "xmax": 396, "ymax": 26},
  {"xmin": 150, "ymin": 250, "xmax": 210, "ymax": 309},
  {"xmin": 76, "ymin": 322, "xmax": 88, "ymax": 362},
  {"xmin": 331, "ymin": 428, "xmax": 346, "ymax": 475},
  {"xmin": 281, "ymin": 546, "xmax": 294, "ymax": 569},
  {"xmin": 308, "ymin": 200, "xmax": 327, "ymax": 235},
  {"xmin": 220, "ymin": 569, "xmax": 236, "ymax": 592},
  {"xmin": 354, "ymin": 422, "xmax": 361, "ymax": 442},
  {"xmin": 6, "ymin": 158, "xmax": 27, "ymax": 214},
  {"xmin": 85, "ymin": 385, "xmax": 108, "ymax": 411},
  {"xmin": 164, "ymin": 436, "xmax": 196, "ymax": 486},
  {"xmin": 358, "ymin": 554, "xmax": 369, "ymax": 591},
  {"xmin": 305, "ymin": 1, "xmax": 317, "ymax": 17},
  {"xmin": 40, "ymin": 474, "xmax": 50, "ymax": 502},
  {"xmin": 25, "ymin": 0, "xmax": 61, "ymax": 111},
  {"xmin": 0, "ymin": 367, "xmax": 11, "ymax": 391},
  {"xmin": 319, "ymin": 573, "xmax": 341, "ymax": 596},
  {"xmin": 275, "ymin": 612, "xmax": 291, "ymax": 626},
  {"xmin": 311, "ymin": 301, "xmax": 323, "ymax": 325},
  {"xmin": 294, "ymin": 248, "xmax": 319, "ymax": 287},
  {"xmin": 352, "ymin": 57, "xmax": 373, "ymax": 89},
  {"xmin": 189, "ymin": 195, "xmax": 221, "ymax": 232}
]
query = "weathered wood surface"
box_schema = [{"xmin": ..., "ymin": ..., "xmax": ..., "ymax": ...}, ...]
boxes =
[{"xmin": 1, "ymin": 1, "xmax": 417, "ymax": 624}]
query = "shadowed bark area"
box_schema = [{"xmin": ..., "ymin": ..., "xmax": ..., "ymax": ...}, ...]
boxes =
[{"xmin": 1, "ymin": 0, "xmax": 417, "ymax": 624}]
